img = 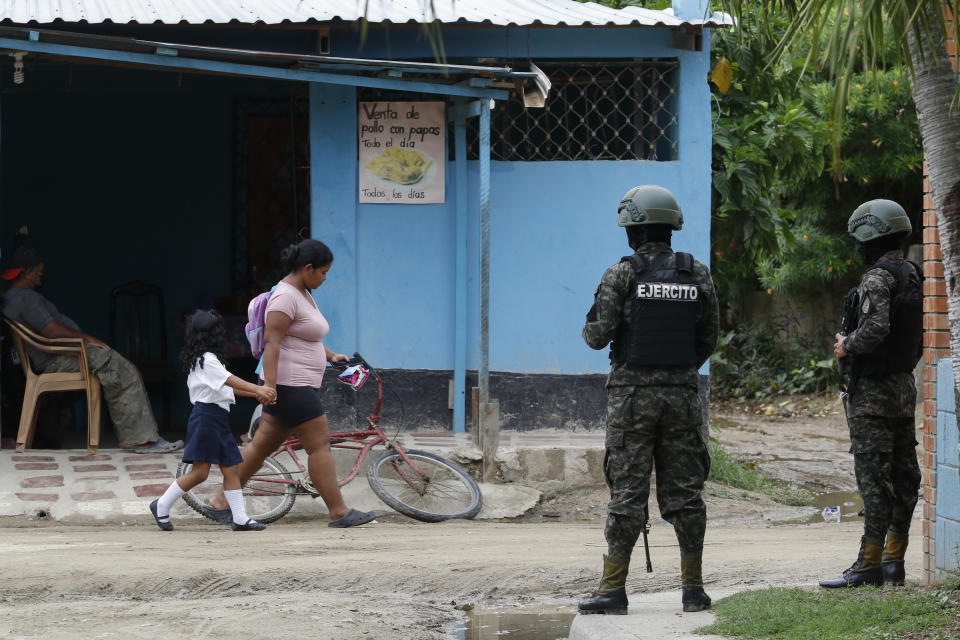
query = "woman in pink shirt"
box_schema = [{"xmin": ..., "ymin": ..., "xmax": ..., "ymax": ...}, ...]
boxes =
[{"xmin": 206, "ymin": 239, "xmax": 375, "ymax": 528}]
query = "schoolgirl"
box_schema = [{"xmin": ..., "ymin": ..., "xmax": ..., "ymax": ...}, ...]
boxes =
[{"xmin": 149, "ymin": 310, "xmax": 276, "ymax": 531}]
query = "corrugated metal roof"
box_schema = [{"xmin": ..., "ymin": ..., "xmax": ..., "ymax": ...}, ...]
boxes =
[
  {"xmin": 0, "ymin": 25, "xmax": 535, "ymax": 99},
  {"xmin": 0, "ymin": 0, "xmax": 732, "ymax": 28}
]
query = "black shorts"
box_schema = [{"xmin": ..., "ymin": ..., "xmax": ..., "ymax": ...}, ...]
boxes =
[{"xmin": 263, "ymin": 385, "xmax": 325, "ymax": 428}]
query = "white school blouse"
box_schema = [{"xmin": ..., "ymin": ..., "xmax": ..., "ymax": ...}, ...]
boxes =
[{"xmin": 187, "ymin": 353, "xmax": 235, "ymax": 411}]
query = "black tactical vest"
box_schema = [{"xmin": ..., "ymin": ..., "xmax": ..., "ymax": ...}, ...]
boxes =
[
  {"xmin": 611, "ymin": 251, "xmax": 699, "ymax": 366},
  {"xmin": 854, "ymin": 259, "xmax": 923, "ymax": 376}
]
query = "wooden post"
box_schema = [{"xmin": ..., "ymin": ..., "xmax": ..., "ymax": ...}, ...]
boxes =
[
  {"xmin": 471, "ymin": 386, "xmax": 480, "ymax": 445},
  {"xmin": 480, "ymin": 399, "xmax": 500, "ymax": 483}
]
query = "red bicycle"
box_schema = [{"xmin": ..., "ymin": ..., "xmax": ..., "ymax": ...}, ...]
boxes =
[{"xmin": 176, "ymin": 354, "xmax": 482, "ymax": 523}]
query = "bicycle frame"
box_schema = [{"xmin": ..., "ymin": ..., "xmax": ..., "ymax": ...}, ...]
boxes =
[{"xmin": 254, "ymin": 368, "xmax": 431, "ymax": 493}]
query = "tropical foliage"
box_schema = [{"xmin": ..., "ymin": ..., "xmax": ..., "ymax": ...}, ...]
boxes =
[
  {"xmin": 709, "ymin": 10, "xmax": 922, "ymax": 310},
  {"xmin": 718, "ymin": 1, "xmax": 960, "ymax": 406},
  {"xmin": 589, "ymin": 1, "xmax": 923, "ymax": 314}
]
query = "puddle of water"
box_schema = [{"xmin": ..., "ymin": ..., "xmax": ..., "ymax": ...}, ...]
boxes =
[
  {"xmin": 801, "ymin": 432, "xmax": 849, "ymax": 443},
  {"xmin": 766, "ymin": 455, "xmax": 812, "ymax": 462},
  {"xmin": 454, "ymin": 605, "xmax": 576, "ymax": 640},
  {"xmin": 771, "ymin": 490, "xmax": 863, "ymax": 526}
]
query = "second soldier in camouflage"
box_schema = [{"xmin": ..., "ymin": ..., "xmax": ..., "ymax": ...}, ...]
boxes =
[{"xmin": 821, "ymin": 199, "xmax": 922, "ymax": 589}]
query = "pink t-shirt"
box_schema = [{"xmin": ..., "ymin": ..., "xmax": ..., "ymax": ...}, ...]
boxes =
[{"xmin": 265, "ymin": 281, "xmax": 330, "ymax": 387}]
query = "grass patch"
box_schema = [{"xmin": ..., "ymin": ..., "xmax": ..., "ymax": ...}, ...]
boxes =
[
  {"xmin": 697, "ymin": 587, "xmax": 960, "ymax": 639},
  {"xmin": 708, "ymin": 438, "xmax": 814, "ymax": 507}
]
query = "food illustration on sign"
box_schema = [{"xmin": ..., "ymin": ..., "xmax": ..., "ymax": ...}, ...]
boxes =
[{"xmin": 365, "ymin": 147, "xmax": 433, "ymax": 185}]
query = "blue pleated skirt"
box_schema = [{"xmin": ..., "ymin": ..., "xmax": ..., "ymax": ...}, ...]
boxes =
[{"xmin": 182, "ymin": 402, "xmax": 243, "ymax": 467}]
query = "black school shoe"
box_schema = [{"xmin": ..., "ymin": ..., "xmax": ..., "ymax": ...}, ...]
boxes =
[
  {"xmin": 149, "ymin": 500, "xmax": 173, "ymax": 531},
  {"xmin": 231, "ymin": 519, "xmax": 266, "ymax": 531}
]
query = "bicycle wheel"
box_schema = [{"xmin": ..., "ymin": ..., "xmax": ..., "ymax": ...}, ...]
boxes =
[
  {"xmin": 367, "ymin": 449, "xmax": 482, "ymax": 522},
  {"xmin": 177, "ymin": 452, "xmax": 298, "ymax": 524}
]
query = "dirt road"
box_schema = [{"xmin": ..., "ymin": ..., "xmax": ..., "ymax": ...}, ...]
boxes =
[
  {"xmin": 0, "ymin": 395, "xmax": 922, "ymax": 639},
  {"xmin": 0, "ymin": 519, "xmax": 911, "ymax": 640}
]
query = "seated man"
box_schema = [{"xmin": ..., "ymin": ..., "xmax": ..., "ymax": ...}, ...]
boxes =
[{"xmin": 2, "ymin": 246, "xmax": 181, "ymax": 452}]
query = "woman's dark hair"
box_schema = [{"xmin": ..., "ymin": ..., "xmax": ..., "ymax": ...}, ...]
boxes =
[
  {"xmin": 281, "ymin": 239, "xmax": 333, "ymax": 274},
  {"xmin": 179, "ymin": 310, "xmax": 226, "ymax": 373}
]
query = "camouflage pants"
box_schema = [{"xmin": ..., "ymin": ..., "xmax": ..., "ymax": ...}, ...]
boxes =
[
  {"xmin": 46, "ymin": 347, "xmax": 159, "ymax": 447},
  {"xmin": 603, "ymin": 385, "xmax": 710, "ymax": 563},
  {"xmin": 848, "ymin": 415, "xmax": 920, "ymax": 542}
]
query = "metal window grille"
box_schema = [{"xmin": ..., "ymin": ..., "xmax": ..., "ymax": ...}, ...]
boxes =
[
  {"xmin": 357, "ymin": 59, "xmax": 679, "ymax": 162},
  {"xmin": 469, "ymin": 60, "xmax": 679, "ymax": 161}
]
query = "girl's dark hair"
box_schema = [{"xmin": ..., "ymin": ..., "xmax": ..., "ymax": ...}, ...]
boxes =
[
  {"xmin": 281, "ymin": 239, "xmax": 333, "ymax": 274},
  {"xmin": 179, "ymin": 310, "xmax": 226, "ymax": 373}
]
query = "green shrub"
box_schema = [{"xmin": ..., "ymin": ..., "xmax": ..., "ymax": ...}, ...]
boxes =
[
  {"xmin": 710, "ymin": 315, "xmax": 842, "ymax": 399},
  {"xmin": 708, "ymin": 439, "xmax": 813, "ymax": 506}
]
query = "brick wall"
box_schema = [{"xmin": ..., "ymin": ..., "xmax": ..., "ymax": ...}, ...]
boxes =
[
  {"xmin": 922, "ymin": 171, "xmax": 950, "ymax": 581},
  {"xmin": 921, "ymin": 5, "xmax": 957, "ymax": 584}
]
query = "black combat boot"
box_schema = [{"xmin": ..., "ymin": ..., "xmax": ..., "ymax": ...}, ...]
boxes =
[
  {"xmin": 881, "ymin": 534, "xmax": 908, "ymax": 586},
  {"xmin": 682, "ymin": 587, "xmax": 712, "ymax": 612},
  {"xmin": 578, "ymin": 554, "xmax": 629, "ymax": 615},
  {"xmin": 819, "ymin": 537, "xmax": 883, "ymax": 588},
  {"xmin": 680, "ymin": 550, "xmax": 711, "ymax": 612}
]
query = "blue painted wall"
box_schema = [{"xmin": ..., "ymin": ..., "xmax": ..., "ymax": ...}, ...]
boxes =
[
  {"xmin": 1, "ymin": 22, "xmax": 715, "ymax": 388},
  {"xmin": 309, "ymin": 26, "xmax": 714, "ymax": 374},
  {"xmin": 935, "ymin": 358, "xmax": 960, "ymax": 579}
]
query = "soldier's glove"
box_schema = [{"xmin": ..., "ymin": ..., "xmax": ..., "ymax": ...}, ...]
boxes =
[{"xmin": 586, "ymin": 285, "xmax": 601, "ymax": 322}]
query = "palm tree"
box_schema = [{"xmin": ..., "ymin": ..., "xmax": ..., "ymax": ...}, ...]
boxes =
[{"xmin": 721, "ymin": 0, "xmax": 960, "ymax": 407}]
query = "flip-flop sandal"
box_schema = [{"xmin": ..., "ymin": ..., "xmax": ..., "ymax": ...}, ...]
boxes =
[
  {"xmin": 200, "ymin": 505, "xmax": 234, "ymax": 526},
  {"xmin": 149, "ymin": 499, "xmax": 173, "ymax": 531},
  {"xmin": 328, "ymin": 508, "xmax": 377, "ymax": 528},
  {"xmin": 133, "ymin": 438, "xmax": 184, "ymax": 454}
]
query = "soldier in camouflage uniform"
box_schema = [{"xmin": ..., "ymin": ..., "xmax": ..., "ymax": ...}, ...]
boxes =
[
  {"xmin": 820, "ymin": 199, "xmax": 922, "ymax": 589},
  {"xmin": 579, "ymin": 185, "xmax": 719, "ymax": 615}
]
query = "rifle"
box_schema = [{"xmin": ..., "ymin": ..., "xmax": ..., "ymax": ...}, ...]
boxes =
[
  {"xmin": 838, "ymin": 288, "xmax": 860, "ymax": 394},
  {"xmin": 642, "ymin": 508, "xmax": 653, "ymax": 573}
]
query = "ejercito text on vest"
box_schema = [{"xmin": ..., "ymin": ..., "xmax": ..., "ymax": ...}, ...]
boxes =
[{"xmin": 612, "ymin": 251, "xmax": 700, "ymax": 367}]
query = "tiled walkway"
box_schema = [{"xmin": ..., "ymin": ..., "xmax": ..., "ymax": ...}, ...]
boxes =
[
  {"xmin": 3, "ymin": 451, "xmax": 181, "ymax": 518},
  {"xmin": 0, "ymin": 430, "xmax": 604, "ymax": 520}
]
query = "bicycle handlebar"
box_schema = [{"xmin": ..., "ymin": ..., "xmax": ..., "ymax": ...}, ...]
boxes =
[{"xmin": 330, "ymin": 352, "xmax": 373, "ymax": 372}]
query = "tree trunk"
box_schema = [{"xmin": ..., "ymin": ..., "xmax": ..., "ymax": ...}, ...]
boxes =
[{"xmin": 907, "ymin": 11, "xmax": 960, "ymax": 412}]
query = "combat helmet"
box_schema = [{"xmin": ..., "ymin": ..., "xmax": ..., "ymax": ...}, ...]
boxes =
[
  {"xmin": 618, "ymin": 185, "xmax": 683, "ymax": 230},
  {"xmin": 847, "ymin": 199, "xmax": 912, "ymax": 242}
]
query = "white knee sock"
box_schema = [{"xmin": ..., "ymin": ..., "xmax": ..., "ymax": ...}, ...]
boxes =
[
  {"xmin": 224, "ymin": 489, "xmax": 251, "ymax": 525},
  {"xmin": 156, "ymin": 481, "xmax": 185, "ymax": 520}
]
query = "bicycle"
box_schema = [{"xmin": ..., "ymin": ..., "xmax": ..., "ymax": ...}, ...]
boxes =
[{"xmin": 175, "ymin": 354, "xmax": 483, "ymax": 524}]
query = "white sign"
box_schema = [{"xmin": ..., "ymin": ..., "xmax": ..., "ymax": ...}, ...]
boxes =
[{"xmin": 358, "ymin": 101, "xmax": 446, "ymax": 204}]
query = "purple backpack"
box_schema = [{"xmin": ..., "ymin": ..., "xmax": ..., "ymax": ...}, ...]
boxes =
[{"xmin": 245, "ymin": 285, "xmax": 277, "ymax": 359}]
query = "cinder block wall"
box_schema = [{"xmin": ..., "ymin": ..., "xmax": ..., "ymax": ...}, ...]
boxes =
[{"xmin": 934, "ymin": 359, "xmax": 960, "ymax": 579}]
